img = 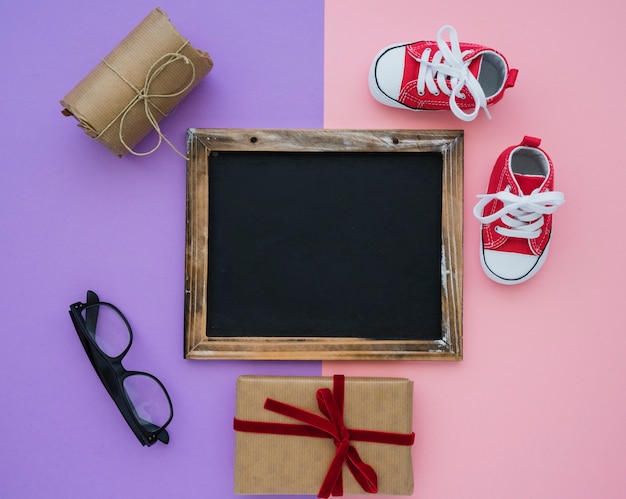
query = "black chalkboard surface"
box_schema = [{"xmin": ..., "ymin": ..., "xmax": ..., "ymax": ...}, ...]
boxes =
[
  {"xmin": 185, "ymin": 129, "xmax": 463, "ymax": 360},
  {"xmin": 208, "ymin": 151, "xmax": 442, "ymax": 340}
]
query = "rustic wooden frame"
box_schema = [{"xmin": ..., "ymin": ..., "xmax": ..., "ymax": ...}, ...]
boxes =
[{"xmin": 184, "ymin": 129, "xmax": 463, "ymax": 360}]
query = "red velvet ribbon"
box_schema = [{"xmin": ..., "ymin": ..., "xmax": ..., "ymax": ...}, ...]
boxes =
[{"xmin": 233, "ymin": 375, "xmax": 415, "ymax": 498}]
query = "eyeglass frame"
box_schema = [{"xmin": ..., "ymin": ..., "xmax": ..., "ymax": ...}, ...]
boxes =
[{"xmin": 69, "ymin": 290, "xmax": 173, "ymax": 446}]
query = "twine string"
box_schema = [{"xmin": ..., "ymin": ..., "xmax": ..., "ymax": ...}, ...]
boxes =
[{"xmin": 97, "ymin": 41, "xmax": 195, "ymax": 159}]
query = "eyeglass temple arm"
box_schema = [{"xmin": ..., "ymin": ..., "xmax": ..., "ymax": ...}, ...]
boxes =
[
  {"xmin": 138, "ymin": 418, "xmax": 170, "ymax": 444},
  {"xmin": 84, "ymin": 290, "xmax": 100, "ymax": 335},
  {"xmin": 157, "ymin": 429, "xmax": 170, "ymax": 444}
]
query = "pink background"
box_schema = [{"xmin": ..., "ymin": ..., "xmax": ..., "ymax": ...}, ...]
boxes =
[
  {"xmin": 2, "ymin": 0, "xmax": 625, "ymax": 498},
  {"xmin": 324, "ymin": 1, "xmax": 626, "ymax": 498}
]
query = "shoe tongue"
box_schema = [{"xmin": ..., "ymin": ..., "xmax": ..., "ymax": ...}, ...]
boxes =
[{"xmin": 514, "ymin": 173, "xmax": 545, "ymax": 195}]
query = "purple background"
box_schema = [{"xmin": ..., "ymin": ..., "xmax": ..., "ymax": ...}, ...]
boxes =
[{"xmin": 1, "ymin": 1, "xmax": 323, "ymax": 497}]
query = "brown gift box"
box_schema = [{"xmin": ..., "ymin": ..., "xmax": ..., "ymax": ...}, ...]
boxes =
[
  {"xmin": 234, "ymin": 375, "xmax": 415, "ymax": 496},
  {"xmin": 60, "ymin": 8, "xmax": 213, "ymax": 157}
]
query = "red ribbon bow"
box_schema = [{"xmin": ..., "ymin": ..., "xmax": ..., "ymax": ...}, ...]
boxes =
[{"xmin": 233, "ymin": 375, "xmax": 415, "ymax": 498}]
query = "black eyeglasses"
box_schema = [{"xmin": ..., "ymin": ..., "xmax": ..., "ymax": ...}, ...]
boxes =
[{"xmin": 69, "ymin": 291, "xmax": 173, "ymax": 446}]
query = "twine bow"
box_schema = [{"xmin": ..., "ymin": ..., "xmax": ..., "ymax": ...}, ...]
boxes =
[
  {"xmin": 234, "ymin": 375, "xmax": 415, "ymax": 498},
  {"xmin": 98, "ymin": 41, "xmax": 196, "ymax": 159}
]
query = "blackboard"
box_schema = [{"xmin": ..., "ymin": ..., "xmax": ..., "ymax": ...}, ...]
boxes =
[{"xmin": 184, "ymin": 129, "xmax": 463, "ymax": 360}]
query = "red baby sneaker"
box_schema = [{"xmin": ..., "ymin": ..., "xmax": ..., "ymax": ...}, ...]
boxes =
[
  {"xmin": 369, "ymin": 25, "xmax": 518, "ymax": 122},
  {"xmin": 473, "ymin": 137, "xmax": 565, "ymax": 284}
]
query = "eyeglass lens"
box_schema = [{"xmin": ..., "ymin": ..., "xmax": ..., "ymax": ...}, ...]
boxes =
[
  {"xmin": 123, "ymin": 374, "xmax": 172, "ymax": 430},
  {"xmin": 81, "ymin": 303, "xmax": 130, "ymax": 358}
]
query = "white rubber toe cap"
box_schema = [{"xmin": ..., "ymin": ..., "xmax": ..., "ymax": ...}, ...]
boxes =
[
  {"xmin": 369, "ymin": 46, "xmax": 406, "ymax": 107},
  {"xmin": 481, "ymin": 248, "xmax": 547, "ymax": 285}
]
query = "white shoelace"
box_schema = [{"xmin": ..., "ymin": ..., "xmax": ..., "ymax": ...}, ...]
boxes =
[
  {"xmin": 473, "ymin": 187, "xmax": 565, "ymax": 239},
  {"xmin": 413, "ymin": 25, "xmax": 489, "ymax": 122}
]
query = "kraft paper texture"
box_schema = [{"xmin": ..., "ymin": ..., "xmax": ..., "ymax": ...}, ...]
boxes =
[
  {"xmin": 234, "ymin": 375, "xmax": 414, "ymax": 496},
  {"xmin": 61, "ymin": 8, "xmax": 213, "ymax": 157}
]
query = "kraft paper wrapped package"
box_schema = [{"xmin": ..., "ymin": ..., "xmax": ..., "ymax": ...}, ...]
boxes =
[
  {"xmin": 233, "ymin": 375, "xmax": 415, "ymax": 497},
  {"xmin": 61, "ymin": 8, "xmax": 213, "ymax": 157}
]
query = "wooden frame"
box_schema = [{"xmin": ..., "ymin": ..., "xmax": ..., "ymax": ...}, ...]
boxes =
[{"xmin": 184, "ymin": 129, "xmax": 463, "ymax": 360}]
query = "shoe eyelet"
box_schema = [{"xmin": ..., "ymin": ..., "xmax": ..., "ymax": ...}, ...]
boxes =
[{"xmin": 418, "ymin": 91, "xmax": 424, "ymax": 96}]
